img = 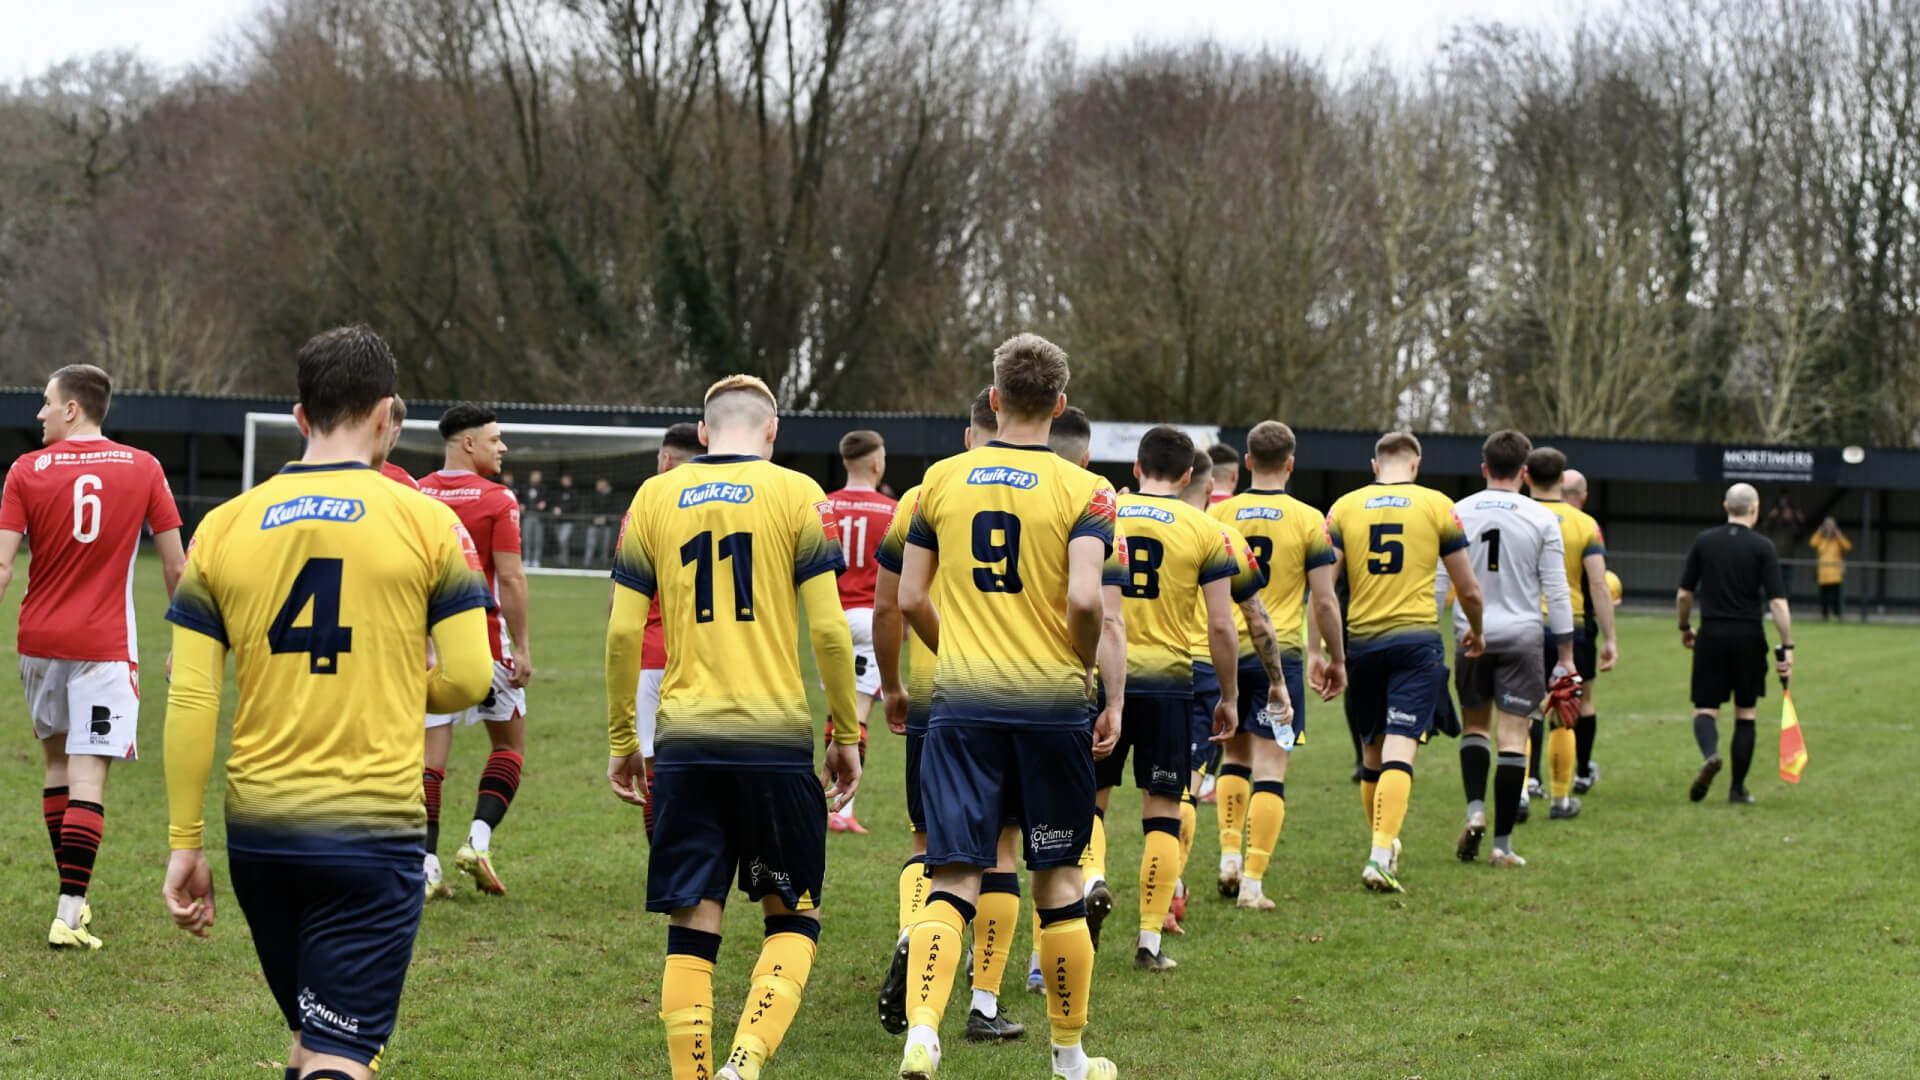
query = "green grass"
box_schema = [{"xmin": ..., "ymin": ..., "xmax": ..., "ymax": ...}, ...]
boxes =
[{"xmin": 0, "ymin": 558, "xmax": 1914, "ymax": 1077}]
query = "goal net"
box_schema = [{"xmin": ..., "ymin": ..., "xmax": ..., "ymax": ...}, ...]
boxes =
[{"xmin": 243, "ymin": 411, "xmax": 667, "ymax": 576}]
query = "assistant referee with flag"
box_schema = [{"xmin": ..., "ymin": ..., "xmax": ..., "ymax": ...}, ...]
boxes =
[{"xmin": 1676, "ymin": 482, "xmax": 1794, "ymax": 804}]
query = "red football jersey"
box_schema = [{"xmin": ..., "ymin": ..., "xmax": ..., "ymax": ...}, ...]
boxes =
[
  {"xmin": 826, "ymin": 487, "xmax": 896, "ymax": 610},
  {"xmin": 0, "ymin": 437, "xmax": 183, "ymax": 662},
  {"xmin": 641, "ymin": 601, "xmax": 667, "ymax": 670},
  {"xmin": 419, "ymin": 470, "xmax": 521, "ymax": 661},
  {"xmin": 1208, "ymin": 490, "xmax": 1232, "ymax": 505},
  {"xmin": 380, "ymin": 460, "xmax": 420, "ymax": 489}
]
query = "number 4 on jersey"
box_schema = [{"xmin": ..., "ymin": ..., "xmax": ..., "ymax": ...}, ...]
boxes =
[{"xmin": 268, "ymin": 558, "xmax": 353, "ymax": 673}]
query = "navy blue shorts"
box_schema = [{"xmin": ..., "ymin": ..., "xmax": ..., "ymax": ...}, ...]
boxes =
[
  {"xmin": 904, "ymin": 729, "xmax": 927, "ymax": 833},
  {"xmin": 921, "ymin": 723, "xmax": 1095, "ymax": 871},
  {"xmin": 1190, "ymin": 662, "xmax": 1221, "ymax": 770},
  {"xmin": 228, "ymin": 854, "xmax": 423, "ymax": 1068},
  {"xmin": 1346, "ymin": 635, "xmax": 1448, "ymax": 744},
  {"xmin": 1237, "ymin": 655, "xmax": 1307, "ymax": 742},
  {"xmin": 1095, "ymin": 693, "xmax": 1190, "ymax": 797},
  {"xmin": 648, "ymin": 768, "xmax": 826, "ymax": 913}
]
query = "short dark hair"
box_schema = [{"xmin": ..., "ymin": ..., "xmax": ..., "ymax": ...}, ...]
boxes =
[
  {"xmin": 1482, "ymin": 430, "xmax": 1533, "ymax": 481},
  {"xmin": 1526, "ymin": 446, "xmax": 1567, "ymax": 489},
  {"xmin": 1181, "ymin": 448, "xmax": 1215, "ymax": 499},
  {"xmin": 50, "ymin": 364, "xmax": 113, "ymax": 424},
  {"xmin": 1375, "ymin": 431, "xmax": 1422, "ymax": 460},
  {"xmin": 969, "ymin": 387, "xmax": 999, "ymax": 434},
  {"xmin": 1051, "ymin": 405, "xmax": 1091, "ymax": 445},
  {"xmin": 390, "ymin": 396, "xmax": 408, "ymax": 424},
  {"xmin": 840, "ymin": 430, "xmax": 884, "ymax": 463},
  {"xmin": 297, "ymin": 325, "xmax": 397, "ymax": 435},
  {"xmin": 1136, "ymin": 425, "xmax": 1196, "ymax": 482},
  {"xmin": 992, "ymin": 333, "xmax": 1070, "ymax": 420},
  {"xmin": 662, "ymin": 421, "xmax": 703, "ymax": 457},
  {"xmin": 438, "ymin": 403, "xmax": 498, "ymax": 441},
  {"xmin": 1246, "ymin": 421, "xmax": 1296, "ymax": 472},
  {"xmin": 1208, "ymin": 443, "xmax": 1238, "ymax": 469}
]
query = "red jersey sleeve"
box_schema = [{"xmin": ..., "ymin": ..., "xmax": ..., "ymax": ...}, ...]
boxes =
[
  {"xmin": 0, "ymin": 460, "xmax": 25, "ymax": 533},
  {"xmin": 490, "ymin": 489, "xmax": 522, "ymax": 555},
  {"xmin": 146, "ymin": 455, "xmax": 184, "ymax": 534}
]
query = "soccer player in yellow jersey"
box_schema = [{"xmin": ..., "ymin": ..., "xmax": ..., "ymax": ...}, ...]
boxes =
[
  {"xmin": 874, "ymin": 389, "xmax": 1029, "ymax": 1043},
  {"xmin": 161, "ymin": 326, "xmax": 496, "ymax": 1080},
  {"xmin": 1325, "ymin": 431, "xmax": 1483, "ymax": 894},
  {"xmin": 1096, "ymin": 432, "xmax": 1276, "ymax": 972},
  {"xmin": 1210, "ymin": 421, "xmax": 1346, "ymax": 910},
  {"xmin": 604, "ymin": 375, "xmax": 862, "ymax": 1080},
  {"xmin": 1525, "ymin": 451, "xmax": 1618, "ymax": 814},
  {"xmin": 895, "ymin": 334, "xmax": 1122, "ymax": 1080}
]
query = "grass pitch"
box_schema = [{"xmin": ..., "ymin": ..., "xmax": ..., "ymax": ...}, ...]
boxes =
[{"xmin": 0, "ymin": 560, "xmax": 1913, "ymax": 1077}]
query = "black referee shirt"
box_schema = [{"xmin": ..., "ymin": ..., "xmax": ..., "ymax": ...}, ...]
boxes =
[{"xmin": 1679, "ymin": 522, "xmax": 1785, "ymax": 622}]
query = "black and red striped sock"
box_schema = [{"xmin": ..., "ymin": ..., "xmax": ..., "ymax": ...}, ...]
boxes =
[
  {"xmin": 474, "ymin": 750, "xmax": 523, "ymax": 828},
  {"xmin": 42, "ymin": 786, "xmax": 69, "ymax": 866},
  {"xmin": 59, "ymin": 800, "xmax": 104, "ymax": 898},
  {"xmin": 423, "ymin": 767, "xmax": 445, "ymax": 854}
]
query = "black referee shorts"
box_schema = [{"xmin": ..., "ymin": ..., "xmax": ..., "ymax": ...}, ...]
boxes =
[{"xmin": 1691, "ymin": 622, "xmax": 1769, "ymax": 710}]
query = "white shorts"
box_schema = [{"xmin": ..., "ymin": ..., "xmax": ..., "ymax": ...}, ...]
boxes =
[
  {"xmin": 425, "ymin": 661, "xmax": 525, "ymax": 728},
  {"xmin": 636, "ymin": 668, "xmax": 665, "ymax": 759},
  {"xmin": 846, "ymin": 607, "xmax": 880, "ymax": 698},
  {"xmin": 20, "ymin": 656, "xmax": 140, "ymax": 760}
]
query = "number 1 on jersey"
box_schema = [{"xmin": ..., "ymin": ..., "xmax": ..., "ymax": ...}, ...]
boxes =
[
  {"xmin": 1482, "ymin": 527, "xmax": 1502, "ymax": 572},
  {"xmin": 268, "ymin": 558, "xmax": 353, "ymax": 673},
  {"xmin": 683, "ymin": 531, "xmax": 756, "ymax": 622}
]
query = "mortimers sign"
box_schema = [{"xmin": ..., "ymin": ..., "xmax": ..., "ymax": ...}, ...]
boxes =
[{"xmin": 1718, "ymin": 447, "xmax": 1816, "ymax": 483}]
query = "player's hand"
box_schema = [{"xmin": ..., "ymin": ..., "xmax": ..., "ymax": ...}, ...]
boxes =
[
  {"xmin": 1092, "ymin": 702, "xmax": 1123, "ymax": 759},
  {"xmin": 823, "ymin": 741, "xmax": 862, "ymax": 812},
  {"xmin": 882, "ymin": 684, "xmax": 910, "ymax": 735},
  {"xmin": 1776, "ymin": 651, "xmax": 1793, "ymax": 680},
  {"xmin": 1461, "ymin": 628, "xmax": 1485, "ymax": 658},
  {"xmin": 1307, "ymin": 654, "xmax": 1327, "ymax": 695},
  {"xmin": 509, "ymin": 652, "xmax": 534, "ymax": 689},
  {"xmin": 163, "ymin": 849, "xmax": 215, "ymax": 938},
  {"xmin": 1210, "ymin": 698, "xmax": 1239, "ymax": 744},
  {"xmin": 1318, "ymin": 659, "xmax": 1348, "ymax": 701},
  {"xmin": 1265, "ymin": 683, "xmax": 1293, "ymax": 730},
  {"xmin": 1680, "ymin": 627, "xmax": 1696, "ymax": 650},
  {"xmin": 608, "ymin": 752, "xmax": 648, "ymax": 807},
  {"xmin": 1600, "ymin": 637, "xmax": 1618, "ymax": 672},
  {"xmin": 1546, "ymin": 667, "xmax": 1583, "ymax": 730}
]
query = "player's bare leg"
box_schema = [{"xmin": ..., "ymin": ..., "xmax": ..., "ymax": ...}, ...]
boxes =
[
  {"xmin": 458, "ymin": 711, "xmax": 525, "ymax": 895},
  {"xmin": 966, "ymin": 826, "xmax": 1026, "ymax": 1042},
  {"xmin": 1489, "ymin": 709, "xmax": 1531, "ymax": 864},
  {"xmin": 718, "ymin": 898, "xmax": 821, "ymax": 1080},
  {"xmin": 422, "ymin": 724, "xmax": 454, "ymax": 900},
  {"xmin": 1237, "ymin": 737, "xmax": 1289, "ymax": 911},
  {"xmin": 1214, "ymin": 732, "xmax": 1254, "ymax": 896},
  {"xmin": 828, "ymin": 694, "xmax": 875, "ymax": 834},
  {"xmin": 47, "ymin": 748, "xmax": 107, "ymax": 948}
]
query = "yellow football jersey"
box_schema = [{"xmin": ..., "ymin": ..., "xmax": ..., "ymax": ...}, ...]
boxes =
[
  {"xmin": 1187, "ymin": 523, "xmax": 1265, "ymax": 664},
  {"xmin": 1109, "ymin": 494, "xmax": 1239, "ymax": 692},
  {"xmin": 1326, "ymin": 481, "xmax": 1466, "ymax": 642},
  {"xmin": 1211, "ymin": 489, "xmax": 1336, "ymax": 655},
  {"xmin": 164, "ymin": 462, "xmax": 493, "ymax": 857},
  {"xmin": 614, "ymin": 454, "xmax": 844, "ymax": 768},
  {"xmin": 875, "ymin": 484, "xmax": 936, "ymax": 724},
  {"xmin": 1537, "ymin": 499, "xmax": 1605, "ymax": 620},
  {"xmin": 907, "ymin": 443, "xmax": 1116, "ymax": 727}
]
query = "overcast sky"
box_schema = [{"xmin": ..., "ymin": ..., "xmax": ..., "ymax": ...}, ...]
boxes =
[{"xmin": 0, "ymin": 0, "xmax": 1598, "ymax": 82}]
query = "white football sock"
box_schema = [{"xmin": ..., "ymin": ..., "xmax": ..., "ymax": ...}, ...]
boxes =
[
  {"xmin": 424, "ymin": 853, "xmax": 443, "ymax": 880},
  {"xmin": 1052, "ymin": 1042, "xmax": 1089, "ymax": 1080},
  {"xmin": 1238, "ymin": 878, "xmax": 1263, "ymax": 902},
  {"xmin": 906, "ymin": 1025, "xmax": 941, "ymax": 1063},
  {"xmin": 56, "ymin": 894, "xmax": 86, "ymax": 929},
  {"xmin": 468, "ymin": 820, "xmax": 492, "ymax": 853},
  {"xmin": 970, "ymin": 987, "xmax": 999, "ymax": 1018},
  {"xmin": 1138, "ymin": 929, "xmax": 1162, "ymax": 953},
  {"xmin": 1369, "ymin": 845, "xmax": 1394, "ymax": 866}
]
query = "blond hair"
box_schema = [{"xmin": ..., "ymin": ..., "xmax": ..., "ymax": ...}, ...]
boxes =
[
  {"xmin": 704, "ymin": 374, "xmax": 777, "ymax": 429},
  {"xmin": 1375, "ymin": 431, "xmax": 1422, "ymax": 460}
]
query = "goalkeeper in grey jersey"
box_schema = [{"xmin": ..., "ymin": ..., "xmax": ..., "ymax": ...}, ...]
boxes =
[{"xmin": 1436, "ymin": 431, "xmax": 1576, "ymax": 868}]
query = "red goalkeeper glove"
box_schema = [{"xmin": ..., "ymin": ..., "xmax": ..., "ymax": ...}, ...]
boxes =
[{"xmin": 1545, "ymin": 668, "xmax": 1584, "ymax": 730}]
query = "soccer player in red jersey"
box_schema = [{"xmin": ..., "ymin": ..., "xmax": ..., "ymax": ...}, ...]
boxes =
[
  {"xmin": 0, "ymin": 364, "xmax": 186, "ymax": 949},
  {"xmin": 378, "ymin": 396, "xmax": 420, "ymax": 489},
  {"xmin": 823, "ymin": 429, "xmax": 897, "ymax": 834},
  {"xmin": 634, "ymin": 422, "xmax": 703, "ymax": 836},
  {"xmin": 1206, "ymin": 442, "xmax": 1239, "ymax": 505},
  {"xmin": 418, "ymin": 404, "xmax": 532, "ymax": 898}
]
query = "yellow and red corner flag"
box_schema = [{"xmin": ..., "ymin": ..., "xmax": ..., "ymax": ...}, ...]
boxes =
[{"xmin": 1780, "ymin": 683, "xmax": 1808, "ymax": 784}]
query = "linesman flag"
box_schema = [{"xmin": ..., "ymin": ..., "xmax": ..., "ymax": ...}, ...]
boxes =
[{"xmin": 1779, "ymin": 681, "xmax": 1808, "ymax": 784}]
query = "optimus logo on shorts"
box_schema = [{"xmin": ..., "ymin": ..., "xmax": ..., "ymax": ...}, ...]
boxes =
[
  {"xmin": 967, "ymin": 466, "xmax": 1039, "ymax": 489},
  {"xmin": 1030, "ymin": 824, "xmax": 1076, "ymax": 853},
  {"xmin": 261, "ymin": 496, "xmax": 366, "ymax": 529},
  {"xmin": 678, "ymin": 482, "xmax": 754, "ymax": 508}
]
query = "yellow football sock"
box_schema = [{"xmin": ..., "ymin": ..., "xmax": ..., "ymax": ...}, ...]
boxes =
[
  {"xmin": 1361, "ymin": 776, "xmax": 1378, "ymax": 831},
  {"xmin": 1176, "ymin": 793, "xmax": 1198, "ymax": 877},
  {"xmin": 661, "ymin": 953, "xmax": 716, "ymax": 1080},
  {"xmin": 1032, "ymin": 908, "xmax": 1042, "ymax": 957},
  {"xmin": 1244, "ymin": 785, "xmax": 1286, "ymax": 882},
  {"xmin": 1078, "ymin": 812, "xmax": 1108, "ymax": 883},
  {"xmin": 905, "ymin": 896, "xmax": 970, "ymax": 1030},
  {"xmin": 1039, "ymin": 915, "xmax": 1096, "ymax": 1047},
  {"xmin": 1138, "ymin": 819, "xmax": 1181, "ymax": 933},
  {"xmin": 726, "ymin": 926, "xmax": 817, "ymax": 1080},
  {"xmin": 1549, "ymin": 727, "xmax": 1576, "ymax": 799},
  {"xmin": 897, "ymin": 857, "xmax": 929, "ymax": 934},
  {"xmin": 973, "ymin": 876, "xmax": 1020, "ymax": 997},
  {"xmin": 1370, "ymin": 765, "xmax": 1412, "ymax": 851},
  {"xmin": 1216, "ymin": 768, "xmax": 1252, "ymax": 856}
]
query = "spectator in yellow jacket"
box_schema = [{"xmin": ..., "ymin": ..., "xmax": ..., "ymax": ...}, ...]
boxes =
[{"xmin": 1809, "ymin": 517, "xmax": 1852, "ymax": 620}]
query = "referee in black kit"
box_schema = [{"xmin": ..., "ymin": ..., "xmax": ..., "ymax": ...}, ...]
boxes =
[{"xmin": 1676, "ymin": 482, "xmax": 1794, "ymax": 804}]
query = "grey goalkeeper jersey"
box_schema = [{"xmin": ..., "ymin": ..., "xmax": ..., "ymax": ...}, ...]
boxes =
[{"xmin": 1437, "ymin": 488, "xmax": 1574, "ymax": 652}]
